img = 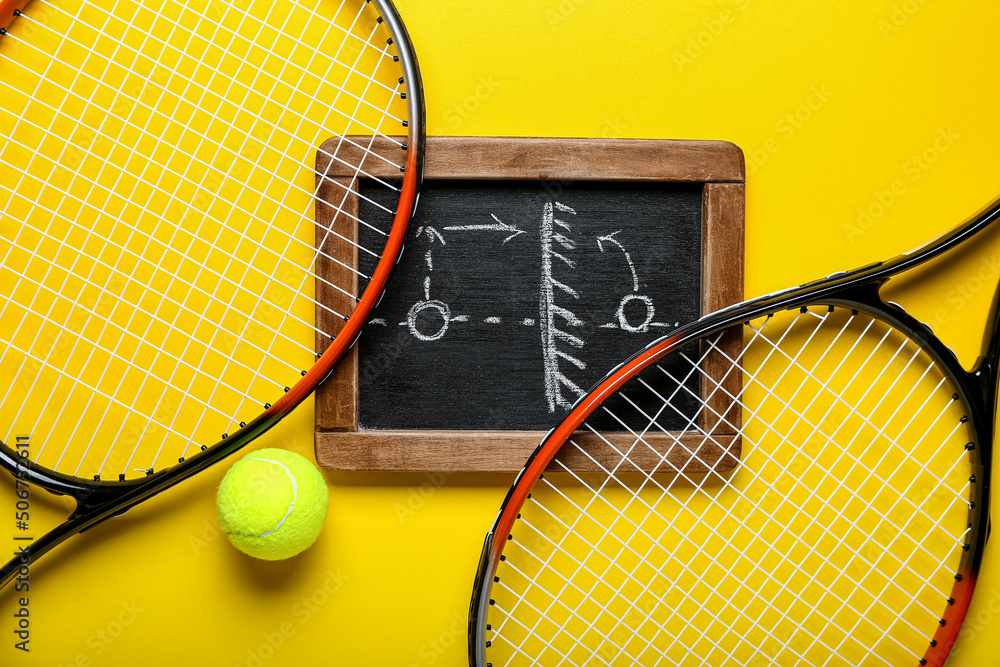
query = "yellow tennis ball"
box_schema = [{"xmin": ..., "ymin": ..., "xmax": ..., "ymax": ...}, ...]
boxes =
[{"xmin": 216, "ymin": 449, "xmax": 329, "ymax": 561}]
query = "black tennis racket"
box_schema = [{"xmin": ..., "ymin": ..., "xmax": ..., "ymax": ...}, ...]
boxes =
[
  {"xmin": 470, "ymin": 197, "xmax": 998, "ymax": 666},
  {"xmin": 0, "ymin": 0, "xmax": 424, "ymax": 586}
]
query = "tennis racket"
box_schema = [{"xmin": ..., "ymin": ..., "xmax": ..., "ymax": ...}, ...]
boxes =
[
  {"xmin": 0, "ymin": 0, "xmax": 423, "ymax": 587},
  {"xmin": 470, "ymin": 197, "xmax": 998, "ymax": 666}
]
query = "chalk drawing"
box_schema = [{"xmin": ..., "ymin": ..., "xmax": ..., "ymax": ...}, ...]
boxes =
[
  {"xmin": 616, "ymin": 294, "xmax": 655, "ymax": 332},
  {"xmin": 418, "ymin": 226, "xmax": 445, "ymax": 245},
  {"xmin": 443, "ymin": 214, "xmax": 526, "ymax": 244},
  {"xmin": 597, "ymin": 230, "xmax": 638, "ymax": 292},
  {"xmin": 540, "ymin": 201, "xmax": 585, "ymax": 413},
  {"xmin": 415, "ymin": 227, "xmax": 447, "ymax": 336},
  {"xmin": 405, "ymin": 300, "xmax": 451, "ymax": 342},
  {"xmin": 404, "ymin": 202, "xmax": 676, "ymax": 364},
  {"xmin": 597, "ymin": 230, "xmax": 671, "ymax": 333}
]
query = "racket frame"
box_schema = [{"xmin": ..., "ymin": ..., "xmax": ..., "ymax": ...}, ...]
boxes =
[
  {"xmin": 0, "ymin": 0, "xmax": 424, "ymax": 588},
  {"xmin": 0, "ymin": 0, "xmax": 27, "ymax": 31},
  {"xmin": 469, "ymin": 196, "xmax": 1000, "ymax": 666}
]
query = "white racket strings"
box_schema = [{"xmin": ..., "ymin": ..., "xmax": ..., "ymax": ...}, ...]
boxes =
[
  {"xmin": 487, "ymin": 307, "xmax": 974, "ymax": 666},
  {"xmin": 0, "ymin": 0, "xmax": 413, "ymax": 480}
]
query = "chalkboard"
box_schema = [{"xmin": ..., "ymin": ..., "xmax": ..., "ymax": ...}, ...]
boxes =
[
  {"xmin": 357, "ymin": 180, "xmax": 703, "ymax": 430},
  {"xmin": 313, "ymin": 137, "xmax": 745, "ymax": 473}
]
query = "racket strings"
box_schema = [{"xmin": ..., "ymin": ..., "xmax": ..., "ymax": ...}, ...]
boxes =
[
  {"xmin": 697, "ymin": 319, "xmax": 969, "ymax": 542},
  {"xmin": 498, "ymin": 479, "xmax": 760, "ymax": 665},
  {"xmin": 524, "ymin": 332, "xmax": 908, "ymax": 656},
  {"xmin": 1, "ymin": 0, "xmax": 404, "ymax": 275},
  {"xmin": 506, "ymin": 452, "xmax": 930, "ymax": 667},
  {"xmin": 616, "ymin": 332, "xmax": 960, "ymax": 660},
  {"xmin": 0, "ymin": 135, "xmax": 373, "ymax": 334},
  {"xmin": 677, "ymin": 312, "xmax": 967, "ymax": 549},
  {"xmin": 13, "ymin": 0, "xmax": 409, "ymax": 154},
  {"xmin": 0, "ymin": 26, "xmax": 394, "ymax": 305},
  {"xmin": 610, "ymin": 317, "xmax": 964, "ymax": 647},
  {"xmin": 0, "ymin": 0, "xmax": 414, "ymax": 479},
  {"xmin": 489, "ymin": 307, "xmax": 974, "ymax": 666},
  {"xmin": 495, "ymin": 490, "xmax": 904, "ymax": 662}
]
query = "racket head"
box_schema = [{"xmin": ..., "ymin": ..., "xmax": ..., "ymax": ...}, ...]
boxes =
[
  {"xmin": 470, "ymin": 199, "xmax": 1000, "ymax": 667},
  {"xmin": 0, "ymin": 0, "xmax": 423, "ymax": 489}
]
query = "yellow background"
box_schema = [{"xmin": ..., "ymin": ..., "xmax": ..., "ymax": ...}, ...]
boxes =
[{"xmin": 3, "ymin": 0, "xmax": 1000, "ymax": 665}]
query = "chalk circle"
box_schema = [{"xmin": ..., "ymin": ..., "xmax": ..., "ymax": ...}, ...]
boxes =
[
  {"xmin": 407, "ymin": 299, "xmax": 451, "ymax": 341},
  {"xmin": 617, "ymin": 294, "xmax": 654, "ymax": 333}
]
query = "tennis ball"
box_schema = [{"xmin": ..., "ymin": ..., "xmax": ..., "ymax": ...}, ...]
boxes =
[{"xmin": 216, "ymin": 449, "xmax": 329, "ymax": 561}]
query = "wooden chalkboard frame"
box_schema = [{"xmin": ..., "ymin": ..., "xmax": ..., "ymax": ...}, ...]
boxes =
[{"xmin": 314, "ymin": 136, "xmax": 745, "ymax": 473}]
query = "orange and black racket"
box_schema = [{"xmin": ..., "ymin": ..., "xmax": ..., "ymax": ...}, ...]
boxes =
[
  {"xmin": 471, "ymin": 198, "xmax": 997, "ymax": 666},
  {"xmin": 0, "ymin": 0, "xmax": 423, "ymax": 586}
]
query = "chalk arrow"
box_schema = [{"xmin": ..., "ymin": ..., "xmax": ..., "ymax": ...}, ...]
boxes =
[
  {"xmin": 597, "ymin": 230, "xmax": 639, "ymax": 292},
  {"xmin": 443, "ymin": 214, "xmax": 526, "ymax": 244},
  {"xmin": 415, "ymin": 225, "xmax": 446, "ymax": 245}
]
